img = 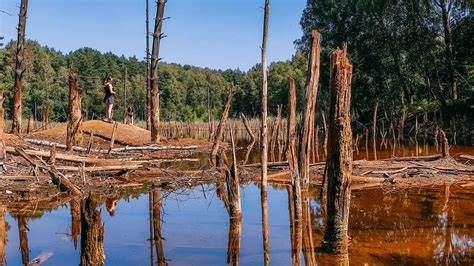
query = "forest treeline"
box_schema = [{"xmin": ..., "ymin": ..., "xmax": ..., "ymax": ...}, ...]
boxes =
[{"xmin": 0, "ymin": 0, "xmax": 472, "ymax": 125}]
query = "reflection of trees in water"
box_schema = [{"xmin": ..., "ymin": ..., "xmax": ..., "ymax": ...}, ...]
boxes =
[
  {"xmin": 18, "ymin": 216, "xmax": 29, "ymax": 265},
  {"xmin": 152, "ymin": 190, "xmax": 167, "ymax": 266},
  {"xmin": 0, "ymin": 206, "xmax": 6, "ymax": 264},
  {"xmin": 70, "ymin": 198, "xmax": 81, "ymax": 250},
  {"xmin": 80, "ymin": 196, "xmax": 105, "ymax": 266}
]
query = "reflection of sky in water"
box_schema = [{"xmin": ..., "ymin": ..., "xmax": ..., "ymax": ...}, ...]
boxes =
[{"xmin": 3, "ymin": 185, "xmax": 474, "ymax": 265}]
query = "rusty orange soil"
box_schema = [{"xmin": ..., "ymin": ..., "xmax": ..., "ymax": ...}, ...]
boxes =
[{"xmin": 29, "ymin": 120, "xmax": 212, "ymax": 149}]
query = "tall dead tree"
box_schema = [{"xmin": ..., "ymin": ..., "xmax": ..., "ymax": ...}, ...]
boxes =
[
  {"xmin": 285, "ymin": 77, "xmax": 297, "ymax": 158},
  {"xmin": 321, "ymin": 47, "xmax": 353, "ymax": 254},
  {"xmin": 298, "ymin": 30, "xmax": 321, "ymax": 186},
  {"xmin": 145, "ymin": 0, "xmax": 151, "ymax": 130},
  {"xmin": 0, "ymin": 87, "xmax": 4, "ymax": 135},
  {"xmin": 210, "ymin": 87, "xmax": 233, "ymax": 165},
  {"xmin": 80, "ymin": 196, "xmax": 105, "ymax": 266},
  {"xmin": 11, "ymin": 0, "xmax": 28, "ymax": 134},
  {"xmin": 150, "ymin": 0, "xmax": 166, "ymax": 143},
  {"xmin": 260, "ymin": 1, "xmax": 270, "ymax": 265},
  {"xmin": 240, "ymin": 112, "xmax": 256, "ymax": 142},
  {"xmin": 66, "ymin": 72, "xmax": 83, "ymax": 151}
]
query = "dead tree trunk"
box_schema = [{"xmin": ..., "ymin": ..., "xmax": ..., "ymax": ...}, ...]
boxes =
[
  {"xmin": 226, "ymin": 126, "xmax": 241, "ymax": 217},
  {"xmin": 285, "ymin": 77, "xmax": 297, "ymax": 159},
  {"xmin": 150, "ymin": 0, "xmax": 166, "ymax": 143},
  {"xmin": 145, "ymin": 0, "xmax": 151, "ymax": 130},
  {"xmin": 372, "ymin": 102, "xmax": 378, "ymax": 160},
  {"xmin": 11, "ymin": 0, "xmax": 28, "ymax": 134},
  {"xmin": 66, "ymin": 72, "xmax": 83, "ymax": 151},
  {"xmin": 298, "ymin": 30, "xmax": 321, "ymax": 186},
  {"xmin": 0, "ymin": 87, "xmax": 4, "ymax": 135},
  {"xmin": 26, "ymin": 113, "xmax": 34, "ymax": 134},
  {"xmin": 260, "ymin": 1, "xmax": 270, "ymax": 265},
  {"xmin": 80, "ymin": 196, "xmax": 105, "ymax": 266},
  {"xmin": 270, "ymin": 106, "xmax": 282, "ymax": 162},
  {"xmin": 210, "ymin": 87, "xmax": 233, "ymax": 165},
  {"xmin": 42, "ymin": 104, "xmax": 49, "ymax": 130},
  {"xmin": 240, "ymin": 113, "xmax": 256, "ymax": 142},
  {"xmin": 322, "ymin": 110, "xmax": 328, "ymax": 157},
  {"xmin": 440, "ymin": 129, "xmax": 449, "ymax": 158},
  {"xmin": 322, "ymin": 47, "xmax": 353, "ymax": 254}
]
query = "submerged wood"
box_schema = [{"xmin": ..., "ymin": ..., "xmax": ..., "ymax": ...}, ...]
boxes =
[
  {"xmin": 322, "ymin": 47, "xmax": 353, "ymax": 254},
  {"xmin": 80, "ymin": 196, "xmax": 105, "ymax": 266},
  {"xmin": 299, "ymin": 30, "xmax": 321, "ymax": 186}
]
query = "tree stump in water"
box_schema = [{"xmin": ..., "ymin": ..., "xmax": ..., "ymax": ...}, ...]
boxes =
[
  {"xmin": 322, "ymin": 47, "xmax": 353, "ymax": 254},
  {"xmin": 80, "ymin": 196, "xmax": 105, "ymax": 266},
  {"xmin": 66, "ymin": 72, "xmax": 83, "ymax": 151},
  {"xmin": 298, "ymin": 30, "xmax": 321, "ymax": 186}
]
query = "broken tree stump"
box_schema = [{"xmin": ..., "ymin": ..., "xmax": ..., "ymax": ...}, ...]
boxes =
[
  {"xmin": 26, "ymin": 113, "xmax": 34, "ymax": 134},
  {"xmin": 440, "ymin": 129, "xmax": 449, "ymax": 158},
  {"xmin": 298, "ymin": 30, "xmax": 321, "ymax": 186},
  {"xmin": 109, "ymin": 122, "xmax": 119, "ymax": 153},
  {"xmin": 210, "ymin": 87, "xmax": 233, "ymax": 165},
  {"xmin": 47, "ymin": 143, "xmax": 56, "ymax": 165},
  {"xmin": 66, "ymin": 72, "xmax": 83, "ymax": 151},
  {"xmin": 321, "ymin": 47, "xmax": 353, "ymax": 254}
]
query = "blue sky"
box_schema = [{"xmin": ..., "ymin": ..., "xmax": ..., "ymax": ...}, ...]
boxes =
[{"xmin": 0, "ymin": 0, "xmax": 306, "ymax": 70}]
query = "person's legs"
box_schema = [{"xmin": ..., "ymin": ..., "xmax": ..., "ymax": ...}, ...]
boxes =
[
  {"xmin": 104, "ymin": 103, "xmax": 109, "ymax": 120},
  {"xmin": 107, "ymin": 104, "xmax": 114, "ymax": 121}
]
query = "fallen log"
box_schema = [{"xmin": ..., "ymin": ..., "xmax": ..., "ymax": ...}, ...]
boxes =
[
  {"xmin": 15, "ymin": 147, "xmax": 81, "ymax": 196},
  {"xmin": 24, "ymin": 138, "xmax": 198, "ymax": 153},
  {"xmin": 55, "ymin": 165, "xmax": 139, "ymax": 172},
  {"xmin": 384, "ymin": 154, "xmax": 442, "ymax": 162},
  {"xmin": 5, "ymin": 146, "xmax": 138, "ymax": 167}
]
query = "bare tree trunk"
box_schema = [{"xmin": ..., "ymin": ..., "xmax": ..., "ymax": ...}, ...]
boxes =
[
  {"xmin": 440, "ymin": 129, "xmax": 449, "ymax": 157},
  {"xmin": 438, "ymin": 0, "xmax": 457, "ymax": 100},
  {"xmin": 26, "ymin": 113, "xmax": 34, "ymax": 134},
  {"xmin": 66, "ymin": 72, "xmax": 83, "ymax": 151},
  {"xmin": 210, "ymin": 87, "xmax": 233, "ymax": 165},
  {"xmin": 145, "ymin": 0, "xmax": 151, "ymax": 130},
  {"xmin": 150, "ymin": 0, "xmax": 166, "ymax": 143},
  {"xmin": 322, "ymin": 110, "xmax": 328, "ymax": 157},
  {"xmin": 0, "ymin": 87, "xmax": 4, "ymax": 135},
  {"xmin": 240, "ymin": 113, "xmax": 256, "ymax": 142},
  {"xmin": 260, "ymin": 1, "xmax": 270, "ymax": 264},
  {"xmin": 298, "ymin": 30, "xmax": 321, "ymax": 186},
  {"xmin": 372, "ymin": 102, "xmax": 378, "ymax": 160},
  {"xmin": 322, "ymin": 47, "xmax": 353, "ymax": 254},
  {"xmin": 226, "ymin": 126, "xmax": 241, "ymax": 216},
  {"xmin": 80, "ymin": 196, "xmax": 105, "ymax": 266},
  {"xmin": 11, "ymin": 0, "xmax": 28, "ymax": 134},
  {"xmin": 285, "ymin": 77, "xmax": 297, "ymax": 158},
  {"xmin": 270, "ymin": 106, "xmax": 282, "ymax": 162}
]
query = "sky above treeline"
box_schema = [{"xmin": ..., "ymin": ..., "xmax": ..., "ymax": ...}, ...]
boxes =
[{"xmin": 0, "ymin": 0, "xmax": 306, "ymax": 71}]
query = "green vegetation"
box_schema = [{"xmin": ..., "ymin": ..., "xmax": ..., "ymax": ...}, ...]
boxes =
[{"xmin": 0, "ymin": 1, "xmax": 472, "ymax": 125}]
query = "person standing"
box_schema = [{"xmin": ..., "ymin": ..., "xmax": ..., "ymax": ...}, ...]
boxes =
[{"xmin": 103, "ymin": 76, "xmax": 116, "ymax": 122}]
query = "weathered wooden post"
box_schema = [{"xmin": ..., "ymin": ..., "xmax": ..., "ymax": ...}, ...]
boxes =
[
  {"xmin": 80, "ymin": 196, "xmax": 105, "ymax": 266},
  {"xmin": 321, "ymin": 47, "xmax": 353, "ymax": 254},
  {"xmin": 298, "ymin": 30, "xmax": 321, "ymax": 186},
  {"xmin": 210, "ymin": 87, "xmax": 233, "ymax": 165},
  {"xmin": 66, "ymin": 72, "xmax": 83, "ymax": 151},
  {"xmin": 11, "ymin": 0, "xmax": 29, "ymax": 134},
  {"xmin": 150, "ymin": 0, "xmax": 166, "ymax": 143}
]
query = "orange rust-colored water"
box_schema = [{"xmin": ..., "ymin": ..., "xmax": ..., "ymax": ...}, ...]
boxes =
[{"xmin": 2, "ymin": 183, "xmax": 472, "ymax": 265}]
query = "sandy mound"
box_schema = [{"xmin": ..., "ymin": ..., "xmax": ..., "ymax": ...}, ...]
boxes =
[{"xmin": 31, "ymin": 120, "xmax": 211, "ymax": 148}]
